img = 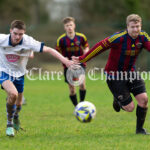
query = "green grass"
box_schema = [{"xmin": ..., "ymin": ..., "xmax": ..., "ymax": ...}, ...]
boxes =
[{"xmin": 0, "ymin": 75, "xmax": 150, "ymax": 150}]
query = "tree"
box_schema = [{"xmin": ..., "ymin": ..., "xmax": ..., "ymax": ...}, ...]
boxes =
[
  {"xmin": 79, "ymin": 0, "xmax": 127, "ymax": 23},
  {"xmin": 79, "ymin": 0, "xmax": 150, "ymax": 24},
  {"xmin": 0, "ymin": 0, "xmax": 49, "ymax": 30}
]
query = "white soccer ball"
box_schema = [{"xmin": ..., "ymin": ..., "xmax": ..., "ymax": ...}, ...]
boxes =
[{"xmin": 74, "ymin": 101, "xmax": 96, "ymax": 123}]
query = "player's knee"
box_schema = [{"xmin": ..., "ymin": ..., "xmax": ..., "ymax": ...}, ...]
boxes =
[
  {"xmin": 8, "ymin": 91, "xmax": 18, "ymax": 103},
  {"xmin": 70, "ymin": 91, "xmax": 76, "ymax": 95},
  {"xmin": 138, "ymin": 96, "xmax": 148, "ymax": 107},
  {"xmin": 70, "ymin": 89, "xmax": 76, "ymax": 95},
  {"xmin": 69, "ymin": 85, "xmax": 75, "ymax": 95},
  {"xmin": 144, "ymin": 96, "xmax": 148, "ymax": 106},
  {"xmin": 80, "ymin": 84, "xmax": 86, "ymax": 90}
]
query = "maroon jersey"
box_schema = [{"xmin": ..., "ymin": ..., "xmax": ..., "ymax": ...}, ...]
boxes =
[
  {"xmin": 56, "ymin": 32, "xmax": 89, "ymax": 68},
  {"xmin": 79, "ymin": 30, "xmax": 150, "ymax": 74}
]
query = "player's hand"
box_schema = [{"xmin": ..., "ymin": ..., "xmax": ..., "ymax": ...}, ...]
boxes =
[
  {"xmin": 72, "ymin": 56, "xmax": 80, "ymax": 63},
  {"xmin": 65, "ymin": 59, "xmax": 75, "ymax": 68}
]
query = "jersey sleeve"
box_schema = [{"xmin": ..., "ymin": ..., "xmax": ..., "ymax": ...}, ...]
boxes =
[
  {"xmin": 141, "ymin": 32, "xmax": 150, "ymax": 51},
  {"xmin": 81, "ymin": 33, "xmax": 89, "ymax": 48},
  {"xmin": 79, "ymin": 31, "xmax": 126, "ymax": 63},
  {"xmin": 0, "ymin": 34, "xmax": 9, "ymax": 44},
  {"xmin": 24, "ymin": 35, "xmax": 44, "ymax": 53},
  {"xmin": 56, "ymin": 37, "xmax": 62, "ymax": 54},
  {"xmin": 79, "ymin": 37, "xmax": 111, "ymax": 63}
]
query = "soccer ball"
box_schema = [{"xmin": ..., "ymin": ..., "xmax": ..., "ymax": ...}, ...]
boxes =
[{"xmin": 74, "ymin": 101, "xmax": 96, "ymax": 123}]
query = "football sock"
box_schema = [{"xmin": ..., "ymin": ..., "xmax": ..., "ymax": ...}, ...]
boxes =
[
  {"xmin": 6, "ymin": 103, "xmax": 16, "ymax": 126},
  {"xmin": 70, "ymin": 94, "xmax": 78, "ymax": 106},
  {"xmin": 136, "ymin": 105, "xmax": 148, "ymax": 130},
  {"xmin": 14, "ymin": 105, "xmax": 22, "ymax": 120},
  {"xmin": 79, "ymin": 89, "xmax": 86, "ymax": 102}
]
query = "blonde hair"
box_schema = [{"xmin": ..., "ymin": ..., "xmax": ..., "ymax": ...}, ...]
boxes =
[
  {"xmin": 62, "ymin": 17, "xmax": 75, "ymax": 24},
  {"xmin": 126, "ymin": 14, "xmax": 142, "ymax": 25}
]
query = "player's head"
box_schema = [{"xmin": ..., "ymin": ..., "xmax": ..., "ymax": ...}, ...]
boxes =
[
  {"xmin": 126, "ymin": 14, "xmax": 142, "ymax": 39},
  {"xmin": 62, "ymin": 17, "xmax": 76, "ymax": 34},
  {"xmin": 10, "ymin": 20, "xmax": 26, "ymax": 46}
]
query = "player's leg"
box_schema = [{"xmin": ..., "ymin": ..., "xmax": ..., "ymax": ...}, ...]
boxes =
[
  {"xmin": 113, "ymin": 97, "xmax": 134, "ymax": 112},
  {"xmin": 2, "ymin": 80, "xmax": 18, "ymax": 137},
  {"xmin": 113, "ymin": 97, "xmax": 121, "ymax": 112},
  {"xmin": 13, "ymin": 93, "xmax": 23, "ymax": 131},
  {"xmin": 112, "ymin": 95, "xmax": 135, "ymax": 112},
  {"xmin": 68, "ymin": 84, "xmax": 77, "ymax": 106},
  {"xmin": 79, "ymin": 79, "xmax": 86, "ymax": 102},
  {"xmin": 107, "ymin": 79, "xmax": 122, "ymax": 112},
  {"xmin": 22, "ymin": 95, "xmax": 26, "ymax": 105},
  {"xmin": 130, "ymin": 78, "xmax": 149, "ymax": 134},
  {"xmin": 135, "ymin": 93, "xmax": 148, "ymax": 134},
  {"xmin": 64, "ymin": 68, "xmax": 78, "ymax": 106},
  {"xmin": 107, "ymin": 79, "xmax": 135, "ymax": 112},
  {"xmin": 13, "ymin": 76, "xmax": 24, "ymax": 131}
]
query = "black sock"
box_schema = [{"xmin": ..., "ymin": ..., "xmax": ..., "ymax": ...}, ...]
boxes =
[
  {"xmin": 69, "ymin": 94, "xmax": 78, "ymax": 106},
  {"xmin": 79, "ymin": 90, "xmax": 86, "ymax": 102},
  {"xmin": 136, "ymin": 105, "xmax": 148, "ymax": 130}
]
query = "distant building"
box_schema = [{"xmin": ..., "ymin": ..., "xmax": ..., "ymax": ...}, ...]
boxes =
[{"xmin": 46, "ymin": 0, "xmax": 81, "ymax": 21}]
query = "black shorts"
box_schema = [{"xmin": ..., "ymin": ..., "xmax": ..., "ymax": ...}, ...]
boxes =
[
  {"xmin": 106, "ymin": 74, "xmax": 146, "ymax": 106},
  {"xmin": 64, "ymin": 65, "xmax": 85, "ymax": 84}
]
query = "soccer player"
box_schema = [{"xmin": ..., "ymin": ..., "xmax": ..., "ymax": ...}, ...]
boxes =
[
  {"xmin": 0, "ymin": 20, "xmax": 73, "ymax": 137},
  {"xmin": 72, "ymin": 14, "xmax": 150, "ymax": 135},
  {"xmin": 56, "ymin": 17, "xmax": 89, "ymax": 106}
]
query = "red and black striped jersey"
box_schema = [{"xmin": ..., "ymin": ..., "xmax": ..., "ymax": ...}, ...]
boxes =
[
  {"xmin": 79, "ymin": 30, "xmax": 150, "ymax": 74},
  {"xmin": 56, "ymin": 32, "xmax": 89, "ymax": 68}
]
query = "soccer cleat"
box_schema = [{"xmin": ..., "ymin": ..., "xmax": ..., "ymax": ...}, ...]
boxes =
[
  {"xmin": 6, "ymin": 127, "xmax": 14, "ymax": 137},
  {"xmin": 13, "ymin": 118, "xmax": 20, "ymax": 131},
  {"xmin": 113, "ymin": 99, "xmax": 121, "ymax": 112},
  {"xmin": 136, "ymin": 128, "xmax": 150, "ymax": 135}
]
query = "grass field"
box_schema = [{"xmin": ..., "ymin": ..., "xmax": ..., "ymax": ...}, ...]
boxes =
[{"xmin": 0, "ymin": 74, "xmax": 150, "ymax": 150}]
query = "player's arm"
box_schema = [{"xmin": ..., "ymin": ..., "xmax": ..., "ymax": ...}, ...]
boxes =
[
  {"xmin": 142, "ymin": 32, "xmax": 150, "ymax": 51},
  {"xmin": 78, "ymin": 37, "xmax": 111, "ymax": 63},
  {"xmin": 81, "ymin": 34, "xmax": 90, "ymax": 54},
  {"xmin": 43, "ymin": 46, "xmax": 74, "ymax": 67},
  {"xmin": 144, "ymin": 42, "xmax": 150, "ymax": 51},
  {"xmin": 56, "ymin": 37, "xmax": 63, "ymax": 54},
  {"xmin": 29, "ymin": 51, "xmax": 34, "ymax": 59}
]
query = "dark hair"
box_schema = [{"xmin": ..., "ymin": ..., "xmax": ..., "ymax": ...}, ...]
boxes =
[{"xmin": 10, "ymin": 20, "xmax": 26, "ymax": 30}]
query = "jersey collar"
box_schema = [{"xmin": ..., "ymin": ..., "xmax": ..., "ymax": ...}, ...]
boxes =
[{"xmin": 8, "ymin": 35, "xmax": 23, "ymax": 46}]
